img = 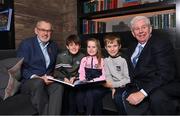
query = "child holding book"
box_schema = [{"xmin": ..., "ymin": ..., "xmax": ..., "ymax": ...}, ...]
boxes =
[
  {"xmin": 103, "ymin": 34, "xmax": 130, "ymax": 114},
  {"xmin": 54, "ymin": 34, "xmax": 84, "ymax": 114},
  {"xmin": 76, "ymin": 38, "xmax": 106, "ymax": 115}
]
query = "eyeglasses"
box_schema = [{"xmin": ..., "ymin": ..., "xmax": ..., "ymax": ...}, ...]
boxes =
[{"xmin": 37, "ymin": 28, "xmax": 52, "ymax": 33}]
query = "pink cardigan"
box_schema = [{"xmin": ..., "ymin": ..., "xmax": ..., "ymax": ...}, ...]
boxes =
[{"xmin": 78, "ymin": 56, "xmax": 106, "ymax": 81}]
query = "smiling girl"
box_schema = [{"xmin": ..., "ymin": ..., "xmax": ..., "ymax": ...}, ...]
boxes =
[{"xmin": 76, "ymin": 38, "xmax": 106, "ymax": 115}]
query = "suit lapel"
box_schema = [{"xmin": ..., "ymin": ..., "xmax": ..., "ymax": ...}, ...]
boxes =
[
  {"xmin": 129, "ymin": 43, "xmax": 137, "ymax": 69},
  {"xmin": 135, "ymin": 36, "xmax": 152, "ymax": 68}
]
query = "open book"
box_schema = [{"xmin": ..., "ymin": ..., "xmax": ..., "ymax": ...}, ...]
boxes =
[
  {"xmin": 47, "ymin": 76, "xmax": 106, "ymax": 87},
  {"xmin": 55, "ymin": 63, "xmax": 72, "ymax": 69}
]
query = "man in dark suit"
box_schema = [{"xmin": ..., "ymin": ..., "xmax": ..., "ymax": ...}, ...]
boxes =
[
  {"xmin": 17, "ymin": 20, "xmax": 63, "ymax": 115},
  {"xmin": 122, "ymin": 16, "xmax": 177, "ymax": 114}
]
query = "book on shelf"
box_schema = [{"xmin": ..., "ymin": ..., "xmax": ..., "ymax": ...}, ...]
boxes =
[
  {"xmin": 149, "ymin": 13, "xmax": 176, "ymax": 30},
  {"xmin": 123, "ymin": 0, "xmax": 140, "ymax": 7},
  {"xmin": 82, "ymin": 20, "xmax": 106, "ymax": 34},
  {"xmin": 140, "ymin": 0, "xmax": 159, "ymax": 4},
  {"xmin": 55, "ymin": 63, "xmax": 72, "ymax": 69},
  {"xmin": 47, "ymin": 76, "xmax": 106, "ymax": 87},
  {"xmin": 83, "ymin": 0, "xmax": 119, "ymax": 13}
]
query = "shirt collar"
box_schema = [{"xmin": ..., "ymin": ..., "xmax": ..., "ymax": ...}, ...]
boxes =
[
  {"xmin": 109, "ymin": 52, "xmax": 121, "ymax": 58},
  {"xmin": 37, "ymin": 37, "xmax": 49, "ymax": 48},
  {"xmin": 137, "ymin": 42, "xmax": 146, "ymax": 48}
]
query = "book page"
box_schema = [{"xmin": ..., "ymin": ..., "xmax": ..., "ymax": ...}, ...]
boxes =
[
  {"xmin": 73, "ymin": 80, "xmax": 89, "ymax": 86},
  {"xmin": 47, "ymin": 76, "xmax": 106, "ymax": 87},
  {"xmin": 46, "ymin": 76, "xmax": 75, "ymax": 87}
]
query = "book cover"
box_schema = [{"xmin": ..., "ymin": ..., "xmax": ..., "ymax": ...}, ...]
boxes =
[
  {"xmin": 0, "ymin": 8, "xmax": 12, "ymax": 31},
  {"xmin": 47, "ymin": 76, "xmax": 106, "ymax": 87}
]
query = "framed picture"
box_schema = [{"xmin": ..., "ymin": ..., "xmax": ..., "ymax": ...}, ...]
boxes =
[{"xmin": 0, "ymin": 8, "xmax": 12, "ymax": 31}]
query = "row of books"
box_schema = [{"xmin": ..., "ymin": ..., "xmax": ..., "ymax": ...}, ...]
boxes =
[
  {"xmin": 82, "ymin": 20, "xmax": 106, "ymax": 34},
  {"xmin": 150, "ymin": 13, "xmax": 176, "ymax": 30},
  {"xmin": 83, "ymin": 0, "xmax": 164, "ymax": 14},
  {"xmin": 82, "ymin": 12, "xmax": 175, "ymax": 34}
]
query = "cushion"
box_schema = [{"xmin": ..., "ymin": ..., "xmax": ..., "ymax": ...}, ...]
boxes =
[{"xmin": 0, "ymin": 58, "xmax": 24, "ymax": 100}]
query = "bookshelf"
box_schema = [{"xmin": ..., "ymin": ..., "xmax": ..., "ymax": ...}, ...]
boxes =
[
  {"xmin": 77, "ymin": 0, "xmax": 177, "ymax": 48},
  {"xmin": 0, "ymin": 0, "xmax": 15, "ymax": 49}
]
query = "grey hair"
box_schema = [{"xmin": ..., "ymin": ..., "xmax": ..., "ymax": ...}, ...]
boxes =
[
  {"xmin": 36, "ymin": 20, "xmax": 53, "ymax": 29},
  {"xmin": 130, "ymin": 16, "xmax": 151, "ymax": 29}
]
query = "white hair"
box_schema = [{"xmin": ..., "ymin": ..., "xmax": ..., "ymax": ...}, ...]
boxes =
[{"xmin": 130, "ymin": 16, "xmax": 151, "ymax": 29}]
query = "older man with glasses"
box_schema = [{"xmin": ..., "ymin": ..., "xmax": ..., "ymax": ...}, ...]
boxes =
[{"xmin": 17, "ymin": 20, "xmax": 63, "ymax": 115}]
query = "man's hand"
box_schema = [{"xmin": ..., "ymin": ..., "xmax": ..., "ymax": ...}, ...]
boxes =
[
  {"xmin": 126, "ymin": 91, "xmax": 145, "ymax": 105},
  {"xmin": 40, "ymin": 75, "xmax": 54, "ymax": 85}
]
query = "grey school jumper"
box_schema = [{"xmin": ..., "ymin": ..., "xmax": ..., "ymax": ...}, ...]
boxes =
[{"xmin": 104, "ymin": 56, "xmax": 130, "ymax": 88}]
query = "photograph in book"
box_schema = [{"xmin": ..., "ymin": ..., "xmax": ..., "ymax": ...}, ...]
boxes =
[{"xmin": 46, "ymin": 76, "xmax": 106, "ymax": 87}]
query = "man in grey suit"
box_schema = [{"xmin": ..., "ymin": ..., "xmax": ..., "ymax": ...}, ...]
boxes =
[
  {"xmin": 17, "ymin": 20, "xmax": 63, "ymax": 115},
  {"xmin": 120, "ymin": 16, "xmax": 177, "ymax": 114}
]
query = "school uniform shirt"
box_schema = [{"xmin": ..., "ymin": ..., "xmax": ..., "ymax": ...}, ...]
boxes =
[
  {"xmin": 104, "ymin": 56, "xmax": 130, "ymax": 88},
  {"xmin": 54, "ymin": 50, "xmax": 85, "ymax": 80},
  {"xmin": 78, "ymin": 56, "xmax": 106, "ymax": 81}
]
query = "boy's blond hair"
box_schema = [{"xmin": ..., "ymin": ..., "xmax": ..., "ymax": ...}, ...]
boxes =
[{"xmin": 104, "ymin": 34, "xmax": 121, "ymax": 47}]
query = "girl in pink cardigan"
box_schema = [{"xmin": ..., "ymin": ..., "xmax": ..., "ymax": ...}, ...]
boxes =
[{"xmin": 76, "ymin": 38, "xmax": 107, "ymax": 115}]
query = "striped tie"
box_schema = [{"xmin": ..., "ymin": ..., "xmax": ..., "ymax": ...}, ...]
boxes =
[{"xmin": 132, "ymin": 45, "xmax": 143, "ymax": 67}]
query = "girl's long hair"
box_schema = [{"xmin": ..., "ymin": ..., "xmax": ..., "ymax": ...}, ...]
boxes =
[{"xmin": 86, "ymin": 38, "xmax": 102, "ymax": 68}]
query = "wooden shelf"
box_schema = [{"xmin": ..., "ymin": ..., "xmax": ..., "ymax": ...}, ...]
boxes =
[
  {"xmin": 79, "ymin": 1, "xmax": 175, "ymax": 20},
  {"xmin": 77, "ymin": 0, "xmax": 177, "ymax": 48}
]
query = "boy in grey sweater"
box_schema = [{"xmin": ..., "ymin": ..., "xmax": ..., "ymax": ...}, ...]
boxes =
[{"xmin": 103, "ymin": 34, "xmax": 130, "ymax": 114}]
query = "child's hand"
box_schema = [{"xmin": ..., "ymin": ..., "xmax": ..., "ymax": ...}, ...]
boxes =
[
  {"xmin": 64, "ymin": 77, "xmax": 71, "ymax": 83},
  {"xmin": 70, "ymin": 77, "xmax": 76, "ymax": 84},
  {"xmin": 103, "ymin": 81, "xmax": 113, "ymax": 88}
]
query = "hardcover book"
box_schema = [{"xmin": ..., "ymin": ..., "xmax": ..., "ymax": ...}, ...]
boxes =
[{"xmin": 47, "ymin": 76, "xmax": 106, "ymax": 87}]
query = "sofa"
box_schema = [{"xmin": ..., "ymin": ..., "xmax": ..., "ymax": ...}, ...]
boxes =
[
  {"xmin": 0, "ymin": 49, "xmax": 37, "ymax": 115},
  {"xmin": 0, "ymin": 48, "xmax": 180, "ymax": 115},
  {"xmin": 0, "ymin": 31, "xmax": 180, "ymax": 115}
]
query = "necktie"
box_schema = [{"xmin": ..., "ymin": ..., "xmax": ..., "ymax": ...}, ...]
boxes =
[
  {"xmin": 41, "ymin": 43, "xmax": 50, "ymax": 68},
  {"xmin": 132, "ymin": 45, "xmax": 143, "ymax": 67}
]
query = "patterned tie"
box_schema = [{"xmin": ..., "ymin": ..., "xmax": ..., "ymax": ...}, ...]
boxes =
[{"xmin": 132, "ymin": 45, "xmax": 143, "ymax": 67}]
